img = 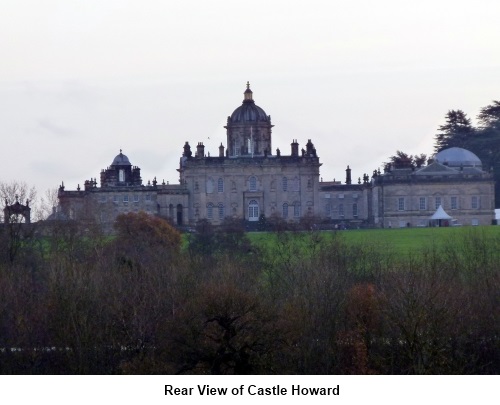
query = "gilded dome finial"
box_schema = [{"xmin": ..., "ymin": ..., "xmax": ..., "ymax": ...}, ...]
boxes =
[{"xmin": 244, "ymin": 81, "xmax": 253, "ymax": 101}]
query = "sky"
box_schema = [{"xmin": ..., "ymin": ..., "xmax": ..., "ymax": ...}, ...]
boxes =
[{"xmin": 1, "ymin": 0, "xmax": 499, "ymax": 198}]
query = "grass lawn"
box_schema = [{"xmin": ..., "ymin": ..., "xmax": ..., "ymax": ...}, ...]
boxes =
[{"xmin": 248, "ymin": 226, "xmax": 500, "ymax": 256}]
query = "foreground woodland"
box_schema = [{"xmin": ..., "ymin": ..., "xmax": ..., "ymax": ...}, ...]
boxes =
[{"xmin": 0, "ymin": 213, "xmax": 498, "ymax": 374}]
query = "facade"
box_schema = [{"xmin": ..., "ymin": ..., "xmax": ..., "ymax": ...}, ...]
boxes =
[
  {"xmin": 54, "ymin": 84, "xmax": 495, "ymax": 230},
  {"xmin": 370, "ymin": 148, "xmax": 495, "ymax": 227}
]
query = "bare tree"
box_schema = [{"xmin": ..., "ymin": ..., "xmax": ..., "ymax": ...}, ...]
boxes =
[{"xmin": 37, "ymin": 187, "xmax": 59, "ymax": 221}]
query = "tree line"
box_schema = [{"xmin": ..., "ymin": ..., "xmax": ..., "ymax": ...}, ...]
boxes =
[{"xmin": 0, "ymin": 213, "xmax": 498, "ymax": 374}]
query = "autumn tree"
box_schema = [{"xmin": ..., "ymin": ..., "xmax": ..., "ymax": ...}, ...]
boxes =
[{"xmin": 113, "ymin": 211, "xmax": 181, "ymax": 269}]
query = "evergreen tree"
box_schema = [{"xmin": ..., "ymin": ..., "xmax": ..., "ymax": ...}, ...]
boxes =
[
  {"xmin": 434, "ymin": 110, "xmax": 475, "ymax": 152},
  {"xmin": 475, "ymin": 101, "xmax": 500, "ymax": 208},
  {"xmin": 477, "ymin": 100, "xmax": 500, "ymax": 130}
]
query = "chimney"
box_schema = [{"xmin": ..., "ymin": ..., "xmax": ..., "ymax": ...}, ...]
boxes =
[
  {"xmin": 219, "ymin": 143, "xmax": 225, "ymax": 157},
  {"xmin": 291, "ymin": 139, "xmax": 299, "ymax": 157},
  {"xmin": 345, "ymin": 165, "xmax": 352, "ymax": 185},
  {"xmin": 196, "ymin": 142, "xmax": 205, "ymax": 158}
]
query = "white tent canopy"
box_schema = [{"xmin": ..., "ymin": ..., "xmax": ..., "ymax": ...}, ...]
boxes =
[{"xmin": 430, "ymin": 205, "xmax": 452, "ymax": 220}]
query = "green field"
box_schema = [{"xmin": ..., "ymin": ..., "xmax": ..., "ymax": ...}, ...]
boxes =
[{"xmin": 248, "ymin": 225, "xmax": 500, "ymax": 256}]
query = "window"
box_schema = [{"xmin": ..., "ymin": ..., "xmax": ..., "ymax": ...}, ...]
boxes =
[
  {"xmin": 283, "ymin": 203, "xmax": 289, "ymax": 218},
  {"xmin": 282, "ymin": 177, "xmax": 288, "ymax": 192},
  {"xmin": 471, "ymin": 196, "xmax": 479, "ymax": 209},
  {"xmin": 451, "ymin": 196, "xmax": 458, "ymax": 210},
  {"xmin": 339, "ymin": 203, "xmax": 344, "ymax": 217},
  {"xmin": 419, "ymin": 197, "xmax": 427, "ymax": 210},
  {"xmin": 134, "ymin": 195, "xmax": 139, "ymax": 203},
  {"xmin": 471, "ymin": 219, "xmax": 479, "ymax": 226},
  {"xmin": 398, "ymin": 197, "xmax": 405, "ymax": 211},
  {"xmin": 294, "ymin": 202, "xmax": 301, "ymax": 218},
  {"xmin": 249, "ymin": 176, "xmax": 257, "ymax": 191},
  {"xmin": 247, "ymin": 138, "xmax": 253, "ymax": 155},
  {"xmin": 123, "ymin": 195, "xmax": 129, "ymax": 203},
  {"xmin": 113, "ymin": 195, "xmax": 118, "ymax": 203},
  {"xmin": 248, "ymin": 200, "xmax": 259, "ymax": 221},
  {"xmin": 435, "ymin": 196, "xmax": 441, "ymax": 210},
  {"xmin": 206, "ymin": 178, "xmax": 214, "ymax": 194},
  {"xmin": 119, "ymin": 169, "xmax": 125, "ymax": 182},
  {"xmin": 292, "ymin": 177, "xmax": 300, "ymax": 192},
  {"xmin": 145, "ymin": 194, "xmax": 151, "ymax": 202},
  {"xmin": 233, "ymin": 139, "xmax": 240, "ymax": 156},
  {"xmin": 99, "ymin": 195, "xmax": 107, "ymax": 203},
  {"xmin": 218, "ymin": 203, "xmax": 224, "ymax": 220},
  {"xmin": 325, "ymin": 203, "xmax": 331, "ymax": 216},
  {"xmin": 217, "ymin": 178, "xmax": 224, "ymax": 193},
  {"xmin": 207, "ymin": 203, "xmax": 214, "ymax": 220},
  {"xmin": 353, "ymin": 203, "xmax": 358, "ymax": 217}
]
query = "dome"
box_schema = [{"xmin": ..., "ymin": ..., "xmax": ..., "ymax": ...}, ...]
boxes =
[
  {"xmin": 111, "ymin": 150, "xmax": 131, "ymax": 166},
  {"xmin": 229, "ymin": 82, "xmax": 270, "ymax": 124},
  {"xmin": 434, "ymin": 147, "xmax": 482, "ymax": 168}
]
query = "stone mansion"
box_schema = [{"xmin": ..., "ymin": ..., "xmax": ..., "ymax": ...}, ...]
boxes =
[{"xmin": 55, "ymin": 83, "xmax": 495, "ymax": 229}]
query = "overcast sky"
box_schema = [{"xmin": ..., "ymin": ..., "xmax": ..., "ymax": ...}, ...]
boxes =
[{"xmin": 1, "ymin": 0, "xmax": 499, "ymax": 196}]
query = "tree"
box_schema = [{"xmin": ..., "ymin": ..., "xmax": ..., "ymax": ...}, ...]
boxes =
[
  {"xmin": 38, "ymin": 187, "xmax": 59, "ymax": 221},
  {"xmin": 113, "ymin": 211, "xmax": 182, "ymax": 269},
  {"xmin": 434, "ymin": 109, "xmax": 475, "ymax": 152},
  {"xmin": 385, "ymin": 151, "xmax": 427, "ymax": 170},
  {"xmin": 477, "ymin": 100, "xmax": 500, "ymax": 130}
]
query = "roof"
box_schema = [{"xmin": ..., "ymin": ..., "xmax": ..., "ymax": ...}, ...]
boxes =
[
  {"xmin": 415, "ymin": 161, "xmax": 459, "ymax": 175},
  {"xmin": 111, "ymin": 150, "xmax": 131, "ymax": 166},
  {"xmin": 434, "ymin": 147, "xmax": 482, "ymax": 168},
  {"xmin": 430, "ymin": 205, "xmax": 452, "ymax": 220},
  {"xmin": 229, "ymin": 83, "xmax": 270, "ymax": 124}
]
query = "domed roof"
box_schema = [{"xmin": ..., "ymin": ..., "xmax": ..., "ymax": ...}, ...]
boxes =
[
  {"xmin": 434, "ymin": 147, "xmax": 482, "ymax": 168},
  {"xmin": 111, "ymin": 150, "xmax": 131, "ymax": 166},
  {"xmin": 229, "ymin": 82, "xmax": 270, "ymax": 124}
]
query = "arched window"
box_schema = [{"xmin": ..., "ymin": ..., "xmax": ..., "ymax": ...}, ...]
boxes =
[
  {"xmin": 282, "ymin": 177, "xmax": 288, "ymax": 192},
  {"xmin": 248, "ymin": 200, "xmax": 259, "ymax": 221},
  {"xmin": 218, "ymin": 203, "xmax": 224, "ymax": 220},
  {"xmin": 119, "ymin": 169, "xmax": 125, "ymax": 182},
  {"xmin": 207, "ymin": 203, "xmax": 214, "ymax": 220},
  {"xmin": 218, "ymin": 178, "xmax": 224, "ymax": 193},
  {"xmin": 206, "ymin": 178, "xmax": 214, "ymax": 194},
  {"xmin": 282, "ymin": 203, "xmax": 288, "ymax": 218},
  {"xmin": 293, "ymin": 201, "xmax": 301, "ymax": 218},
  {"xmin": 249, "ymin": 176, "xmax": 257, "ymax": 191}
]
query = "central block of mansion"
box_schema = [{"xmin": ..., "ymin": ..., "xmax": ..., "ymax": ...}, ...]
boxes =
[{"xmin": 55, "ymin": 83, "xmax": 495, "ymax": 229}]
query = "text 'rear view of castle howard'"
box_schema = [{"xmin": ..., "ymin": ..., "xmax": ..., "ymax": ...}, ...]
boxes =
[{"xmin": 52, "ymin": 83, "xmax": 494, "ymax": 230}]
